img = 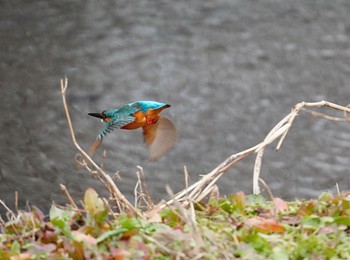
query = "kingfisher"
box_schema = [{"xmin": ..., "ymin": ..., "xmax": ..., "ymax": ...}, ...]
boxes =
[{"xmin": 87, "ymin": 101, "xmax": 177, "ymax": 160}]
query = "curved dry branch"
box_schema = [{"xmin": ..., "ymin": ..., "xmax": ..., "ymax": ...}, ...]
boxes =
[
  {"xmin": 160, "ymin": 100, "xmax": 350, "ymax": 209},
  {"xmin": 60, "ymin": 78, "xmax": 141, "ymax": 217}
]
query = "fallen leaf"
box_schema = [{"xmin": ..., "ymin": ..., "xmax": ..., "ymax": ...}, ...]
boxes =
[
  {"xmin": 246, "ymin": 216, "xmax": 286, "ymax": 233},
  {"xmin": 28, "ymin": 243, "xmax": 56, "ymax": 254},
  {"xmin": 72, "ymin": 230, "xmax": 97, "ymax": 245},
  {"xmin": 120, "ymin": 229, "xmax": 138, "ymax": 240},
  {"xmin": 145, "ymin": 206, "xmax": 162, "ymax": 223}
]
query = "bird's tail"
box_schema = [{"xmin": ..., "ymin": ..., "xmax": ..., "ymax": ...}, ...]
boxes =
[
  {"xmin": 87, "ymin": 138, "xmax": 102, "ymax": 156},
  {"xmin": 74, "ymin": 138, "xmax": 102, "ymax": 170},
  {"xmin": 143, "ymin": 116, "xmax": 177, "ymax": 160}
]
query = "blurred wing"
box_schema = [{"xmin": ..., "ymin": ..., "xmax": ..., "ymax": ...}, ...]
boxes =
[
  {"xmin": 97, "ymin": 103, "xmax": 141, "ymax": 140},
  {"xmin": 98, "ymin": 114, "xmax": 135, "ymax": 140},
  {"xmin": 143, "ymin": 117, "xmax": 177, "ymax": 160}
]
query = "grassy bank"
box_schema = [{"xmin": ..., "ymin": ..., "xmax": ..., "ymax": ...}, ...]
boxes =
[{"xmin": 1, "ymin": 189, "xmax": 350, "ymax": 259}]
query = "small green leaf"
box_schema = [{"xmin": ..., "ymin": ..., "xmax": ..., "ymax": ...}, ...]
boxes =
[
  {"xmin": 246, "ymin": 194, "xmax": 267, "ymax": 205},
  {"xmin": 84, "ymin": 188, "xmax": 99, "ymax": 214},
  {"xmin": 219, "ymin": 199, "xmax": 235, "ymax": 214},
  {"xmin": 271, "ymin": 246, "xmax": 289, "ymax": 260},
  {"xmin": 11, "ymin": 240, "xmax": 20, "ymax": 254},
  {"xmin": 334, "ymin": 216, "xmax": 350, "ymax": 226},
  {"xmin": 84, "ymin": 188, "xmax": 107, "ymax": 222},
  {"xmin": 120, "ymin": 217, "xmax": 142, "ymax": 230},
  {"xmin": 160, "ymin": 208, "xmax": 182, "ymax": 228},
  {"xmin": 302, "ymin": 215, "xmax": 321, "ymax": 229},
  {"xmin": 319, "ymin": 192, "xmax": 332, "ymax": 201},
  {"xmin": 50, "ymin": 204, "xmax": 75, "ymax": 222},
  {"xmin": 51, "ymin": 218, "xmax": 72, "ymax": 239},
  {"xmin": 243, "ymin": 232, "xmax": 271, "ymax": 255},
  {"xmin": 96, "ymin": 228, "xmax": 128, "ymax": 243},
  {"xmin": 320, "ymin": 216, "xmax": 334, "ymax": 224},
  {"xmin": 95, "ymin": 210, "xmax": 108, "ymax": 224}
]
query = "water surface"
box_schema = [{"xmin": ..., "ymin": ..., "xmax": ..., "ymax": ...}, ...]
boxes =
[{"xmin": 1, "ymin": 0, "xmax": 350, "ymax": 216}]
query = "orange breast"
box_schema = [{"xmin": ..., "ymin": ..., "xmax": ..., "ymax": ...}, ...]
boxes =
[
  {"xmin": 122, "ymin": 107, "xmax": 167, "ymax": 130},
  {"xmin": 122, "ymin": 110, "xmax": 147, "ymax": 130}
]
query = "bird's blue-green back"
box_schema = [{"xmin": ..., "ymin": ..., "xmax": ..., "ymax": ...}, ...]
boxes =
[
  {"xmin": 102, "ymin": 101, "xmax": 167, "ymax": 116},
  {"xmin": 131, "ymin": 101, "xmax": 168, "ymax": 113}
]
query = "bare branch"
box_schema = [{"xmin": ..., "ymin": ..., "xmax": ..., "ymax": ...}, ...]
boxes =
[
  {"xmin": 158, "ymin": 100, "xmax": 350, "ymax": 208},
  {"xmin": 60, "ymin": 78, "xmax": 141, "ymax": 217}
]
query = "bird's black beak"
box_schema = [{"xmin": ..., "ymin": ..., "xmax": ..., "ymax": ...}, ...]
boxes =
[{"xmin": 88, "ymin": 113, "xmax": 104, "ymax": 119}]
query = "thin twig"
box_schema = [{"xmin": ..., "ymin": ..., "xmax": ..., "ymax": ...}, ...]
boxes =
[
  {"xmin": 253, "ymin": 148, "xmax": 264, "ymax": 194},
  {"xmin": 137, "ymin": 166, "xmax": 153, "ymax": 208},
  {"xmin": 15, "ymin": 191, "xmax": 19, "ymax": 214},
  {"xmin": 134, "ymin": 174, "xmax": 140, "ymax": 208},
  {"xmin": 303, "ymin": 108, "xmax": 349, "ymax": 122},
  {"xmin": 60, "ymin": 184, "xmax": 79, "ymax": 210},
  {"xmin": 336, "ymin": 183, "xmax": 340, "ymax": 196},
  {"xmin": 259, "ymin": 178, "xmax": 275, "ymax": 206},
  {"xmin": 0, "ymin": 200, "xmax": 16, "ymax": 220},
  {"xmin": 184, "ymin": 166, "xmax": 189, "ymax": 192},
  {"xmin": 134, "ymin": 170, "xmax": 152, "ymax": 210}
]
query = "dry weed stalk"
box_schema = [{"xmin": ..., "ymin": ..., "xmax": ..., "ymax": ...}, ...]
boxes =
[
  {"xmin": 160, "ymin": 101, "xmax": 350, "ymax": 209},
  {"xmin": 59, "ymin": 184, "xmax": 78, "ymax": 210},
  {"xmin": 134, "ymin": 167, "xmax": 153, "ymax": 210},
  {"xmin": 60, "ymin": 78, "xmax": 141, "ymax": 217},
  {"xmin": 138, "ymin": 166, "xmax": 154, "ymax": 209}
]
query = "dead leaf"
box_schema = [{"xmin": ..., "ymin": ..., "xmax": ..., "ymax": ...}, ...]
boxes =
[{"xmin": 246, "ymin": 216, "xmax": 286, "ymax": 233}]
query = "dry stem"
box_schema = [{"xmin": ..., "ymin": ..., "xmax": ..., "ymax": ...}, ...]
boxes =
[
  {"xmin": 159, "ymin": 100, "xmax": 350, "ymax": 209},
  {"xmin": 60, "ymin": 184, "xmax": 78, "ymax": 210}
]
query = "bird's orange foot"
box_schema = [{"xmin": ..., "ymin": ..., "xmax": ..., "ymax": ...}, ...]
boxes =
[{"xmin": 146, "ymin": 117, "xmax": 158, "ymax": 125}]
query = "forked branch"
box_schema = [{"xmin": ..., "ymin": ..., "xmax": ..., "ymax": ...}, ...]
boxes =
[{"xmin": 160, "ymin": 100, "xmax": 350, "ymax": 208}]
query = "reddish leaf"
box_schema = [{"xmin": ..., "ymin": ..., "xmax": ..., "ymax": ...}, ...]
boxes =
[
  {"xmin": 145, "ymin": 207, "xmax": 162, "ymax": 223},
  {"xmin": 271, "ymin": 198, "xmax": 289, "ymax": 215},
  {"xmin": 72, "ymin": 230, "xmax": 97, "ymax": 245},
  {"xmin": 206, "ymin": 203, "xmax": 219, "ymax": 215},
  {"xmin": 246, "ymin": 217, "xmax": 286, "ymax": 233},
  {"xmin": 298, "ymin": 201, "xmax": 315, "ymax": 216},
  {"xmin": 41, "ymin": 230, "xmax": 57, "ymax": 244},
  {"xmin": 28, "ymin": 243, "xmax": 56, "ymax": 254},
  {"xmin": 120, "ymin": 229, "xmax": 138, "ymax": 240},
  {"xmin": 110, "ymin": 247, "xmax": 130, "ymax": 260},
  {"xmin": 136, "ymin": 241, "xmax": 151, "ymax": 259},
  {"xmin": 31, "ymin": 206, "xmax": 45, "ymax": 222}
]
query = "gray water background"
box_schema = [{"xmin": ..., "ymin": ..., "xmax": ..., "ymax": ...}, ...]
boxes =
[{"xmin": 1, "ymin": 0, "xmax": 350, "ymax": 216}]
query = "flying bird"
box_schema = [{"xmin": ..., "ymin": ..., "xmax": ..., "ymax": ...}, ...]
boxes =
[{"xmin": 87, "ymin": 101, "xmax": 177, "ymax": 160}]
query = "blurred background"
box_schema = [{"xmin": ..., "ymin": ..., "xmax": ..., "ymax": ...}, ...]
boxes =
[{"xmin": 1, "ymin": 0, "xmax": 350, "ymax": 216}]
